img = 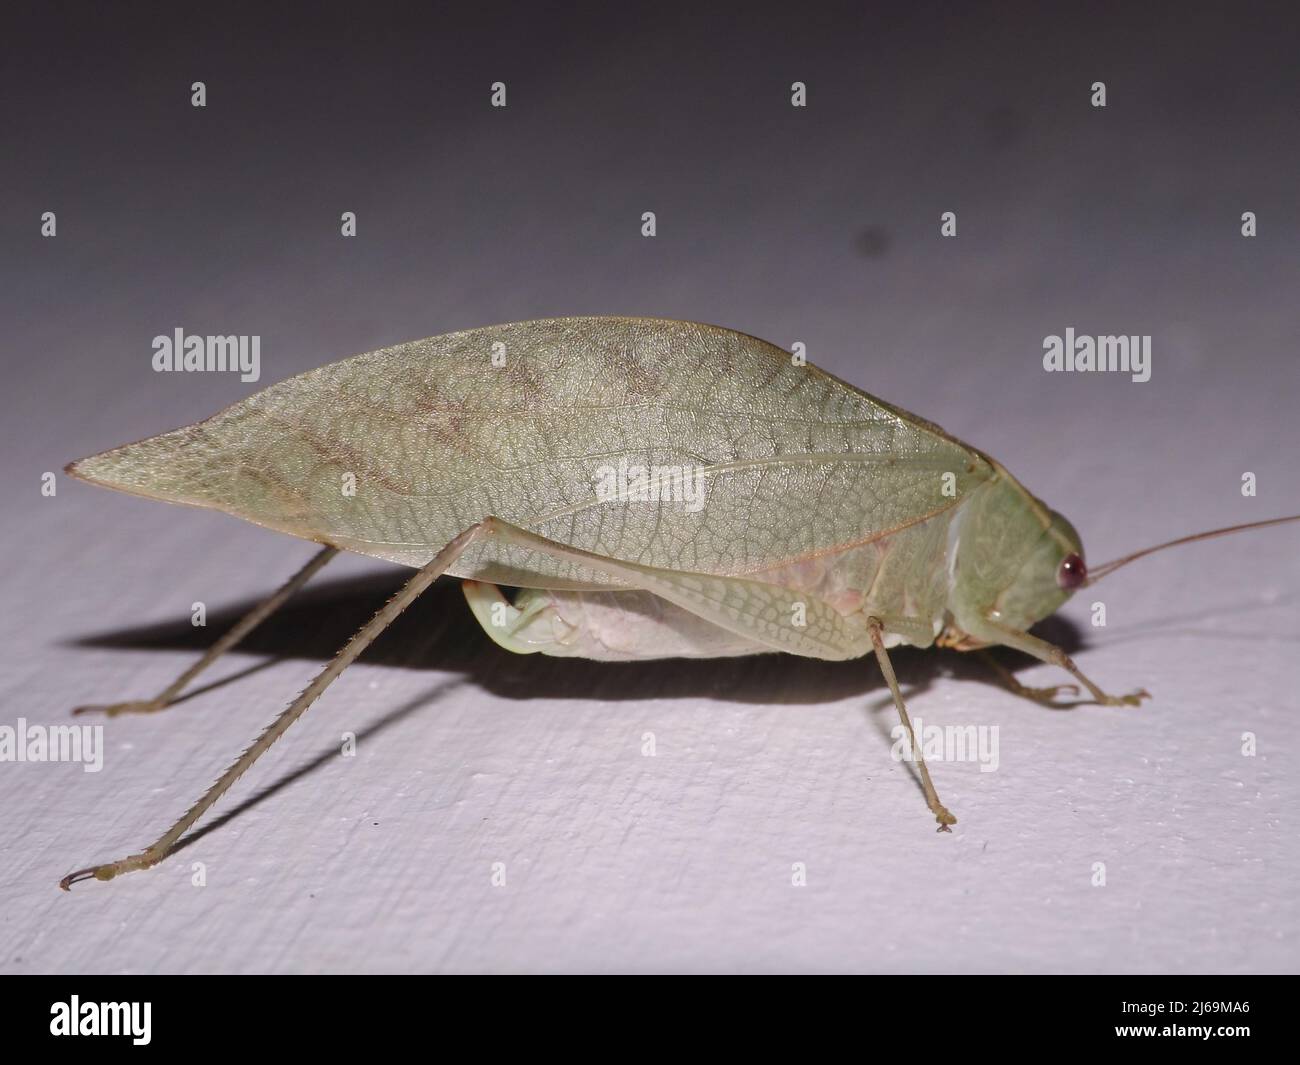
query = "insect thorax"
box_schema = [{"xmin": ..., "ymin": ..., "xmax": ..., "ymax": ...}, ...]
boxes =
[{"xmin": 945, "ymin": 475, "xmax": 1078, "ymax": 641}]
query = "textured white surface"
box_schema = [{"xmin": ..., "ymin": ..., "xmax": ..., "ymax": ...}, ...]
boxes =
[{"xmin": 1, "ymin": 7, "xmax": 1297, "ymax": 973}]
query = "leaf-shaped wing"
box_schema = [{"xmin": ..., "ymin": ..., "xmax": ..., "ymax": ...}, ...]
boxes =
[{"xmin": 70, "ymin": 317, "xmax": 992, "ymax": 587}]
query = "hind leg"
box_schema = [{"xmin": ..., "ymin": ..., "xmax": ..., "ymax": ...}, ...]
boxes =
[{"xmin": 74, "ymin": 546, "xmax": 339, "ymax": 717}]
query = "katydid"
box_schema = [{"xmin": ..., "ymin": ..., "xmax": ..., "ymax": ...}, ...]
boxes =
[{"xmin": 57, "ymin": 316, "xmax": 1298, "ymax": 889}]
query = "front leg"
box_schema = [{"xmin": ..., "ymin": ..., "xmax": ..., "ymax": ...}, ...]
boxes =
[
  {"xmin": 977, "ymin": 649, "xmax": 1080, "ymax": 707},
  {"xmin": 968, "ymin": 618, "xmax": 1150, "ymax": 708}
]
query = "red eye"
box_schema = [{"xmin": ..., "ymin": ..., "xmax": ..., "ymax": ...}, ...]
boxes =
[{"xmin": 1057, "ymin": 553, "xmax": 1087, "ymax": 590}]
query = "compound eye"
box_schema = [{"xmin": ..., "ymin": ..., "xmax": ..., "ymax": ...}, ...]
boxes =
[{"xmin": 1057, "ymin": 553, "xmax": 1087, "ymax": 590}]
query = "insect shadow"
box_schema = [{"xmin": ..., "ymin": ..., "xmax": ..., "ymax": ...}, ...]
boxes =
[
  {"xmin": 70, "ymin": 568, "xmax": 1086, "ymax": 708},
  {"xmin": 66, "ymin": 570, "xmax": 1086, "ymax": 851}
]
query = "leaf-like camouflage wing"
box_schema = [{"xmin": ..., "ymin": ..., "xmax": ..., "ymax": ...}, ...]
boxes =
[{"xmin": 70, "ymin": 317, "xmax": 992, "ymax": 587}]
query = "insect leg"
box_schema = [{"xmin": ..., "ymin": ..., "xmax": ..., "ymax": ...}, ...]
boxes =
[
  {"xmin": 866, "ymin": 616, "xmax": 957, "ymax": 831},
  {"xmin": 461, "ymin": 580, "xmax": 574, "ymax": 655},
  {"xmin": 59, "ymin": 518, "xmax": 883, "ymax": 888},
  {"xmin": 473, "ymin": 525, "xmax": 965, "ymax": 825},
  {"xmin": 976, "ymin": 649, "xmax": 1081, "ymax": 706},
  {"xmin": 60, "ymin": 524, "xmax": 487, "ymax": 889},
  {"xmin": 481, "ymin": 525, "xmax": 962, "ymax": 825},
  {"xmin": 73, "ymin": 545, "xmax": 339, "ymax": 717},
  {"xmin": 971, "ymin": 618, "xmax": 1150, "ymax": 707}
]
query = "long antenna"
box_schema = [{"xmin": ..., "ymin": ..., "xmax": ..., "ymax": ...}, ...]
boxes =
[{"xmin": 1085, "ymin": 514, "xmax": 1300, "ymax": 586}]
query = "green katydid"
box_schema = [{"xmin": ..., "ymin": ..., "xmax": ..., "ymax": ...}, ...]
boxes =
[{"xmin": 57, "ymin": 316, "xmax": 1298, "ymax": 889}]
